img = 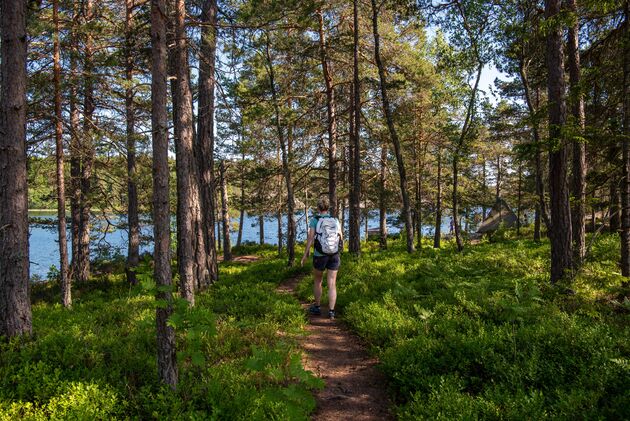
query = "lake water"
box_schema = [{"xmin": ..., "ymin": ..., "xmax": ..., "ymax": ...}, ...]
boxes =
[{"xmin": 28, "ymin": 210, "xmax": 456, "ymax": 280}]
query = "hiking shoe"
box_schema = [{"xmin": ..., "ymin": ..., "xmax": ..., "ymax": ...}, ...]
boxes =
[
  {"xmin": 328, "ymin": 309, "xmax": 336, "ymax": 319},
  {"xmin": 308, "ymin": 304, "xmax": 321, "ymax": 315}
]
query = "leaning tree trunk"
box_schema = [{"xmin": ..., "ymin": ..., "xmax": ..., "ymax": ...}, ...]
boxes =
[
  {"xmin": 172, "ymin": 0, "xmax": 196, "ymax": 305},
  {"xmin": 78, "ymin": 0, "xmax": 95, "ymax": 283},
  {"xmin": 451, "ymin": 58, "xmax": 482, "ymax": 253},
  {"xmin": 434, "ymin": 148, "xmax": 442, "ymax": 248},
  {"xmin": 317, "ymin": 9, "xmax": 339, "ymax": 218},
  {"xmin": 567, "ymin": 0, "xmax": 586, "ymax": 265},
  {"xmin": 348, "ymin": 0, "xmax": 362, "ymax": 255},
  {"xmin": 219, "ymin": 161, "xmax": 232, "ymax": 261},
  {"xmin": 150, "ymin": 0, "xmax": 177, "ymax": 388},
  {"xmin": 371, "ymin": 0, "xmax": 414, "ymax": 253},
  {"xmin": 621, "ymin": 0, "xmax": 630, "ymax": 284},
  {"xmin": 0, "ymin": 0, "xmax": 33, "ymax": 338},
  {"xmin": 53, "ymin": 0, "xmax": 71, "ymax": 307},
  {"xmin": 196, "ymin": 0, "xmax": 218, "ymax": 285},
  {"xmin": 545, "ymin": 0, "xmax": 573, "ymax": 283},
  {"xmin": 125, "ymin": 0, "xmax": 140, "ymax": 285},
  {"xmin": 265, "ymin": 37, "xmax": 296, "ymax": 266}
]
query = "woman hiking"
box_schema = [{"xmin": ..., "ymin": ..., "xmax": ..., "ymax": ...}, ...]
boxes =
[{"xmin": 301, "ymin": 197, "xmax": 342, "ymax": 319}]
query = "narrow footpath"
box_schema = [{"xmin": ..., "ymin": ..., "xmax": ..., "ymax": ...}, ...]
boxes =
[{"xmin": 277, "ymin": 276, "xmax": 393, "ymax": 420}]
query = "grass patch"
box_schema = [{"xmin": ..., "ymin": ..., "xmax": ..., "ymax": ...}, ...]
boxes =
[
  {"xmin": 296, "ymin": 234, "xmax": 630, "ymax": 419},
  {"xmin": 1, "ymin": 249, "xmax": 322, "ymax": 420}
]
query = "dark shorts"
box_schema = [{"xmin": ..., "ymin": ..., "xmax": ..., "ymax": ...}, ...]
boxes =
[{"xmin": 313, "ymin": 254, "xmax": 340, "ymax": 271}]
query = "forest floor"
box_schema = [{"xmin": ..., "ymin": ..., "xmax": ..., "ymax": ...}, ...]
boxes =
[{"xmin": 277, "ymin": 275, "xmax": 393, "ymax": 420}]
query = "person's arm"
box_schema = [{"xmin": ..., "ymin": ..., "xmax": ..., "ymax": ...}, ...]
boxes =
[{"xmin": 301, "ymin": 227, "xmax": 315, "ymax": 266}]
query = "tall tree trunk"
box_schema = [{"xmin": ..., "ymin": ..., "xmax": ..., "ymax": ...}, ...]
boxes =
[
  {"xmin": 265, "ymin": 36, "xmax": 295, "ymax": 266},
  {"xmin": 78, "ymin": 0, "xmax": 95, "ymax": 283},
  {"xmin": 196, "ymin": 0, "xmax": 218, "ymax": 284},
  {"xmin": 53, "ymin": 0, "xmax": 71, "ymax": 307},
  {"xmin": 545, "ymin": 0, "xmax": 573, "ymax": 283},
  {"xmin": 519, "ymin": 65, "xmax": 551, "ymax": 231},
  {"xmin": 150, "ymin": 0, "xmax": 177, "ymax": 387},
  {"xmin": 0, "ymin": 0, "xmax": 32, "ymax": 338},
  {"xmin": 259, "ymin": 214, "xmax": 265, "ymax": 245},
  {"xmin": 534, "ymin": 206, "xmax": 541, "ymax": 241},
  {"xmin": 69, "ymin": 6, "xmax": 81, "ymax": 280},
  {"xmin": 340, "ymin": 144, "xmax": 348, "ymax": 236},
  {"xmin": 567, "ymin": 0, "xmax": 586, "ymax": 265},
  {"xmin": 237, "ymin": 151, "xmax": 245, "ymax": 248},
  {"xmin": 453, "ymin": 157, "xmax": 463, "ymax": 251},
  {"xmin": 415, "ymin": 124, "xmax": 425, "ymax": 249},
  {"xmin": 379, "ymin": 139, "xmax": 388, "ymax": 249},
  {"xmin": 495, "ymin": 156, "xmax": 501, "ymax": 200},
  {"xmin": 277, "ymin": 208, "xmax": 283, "ymax": 253},
  {"xmin": 434, "ymin": 148, "xmax": 442, "ymax": 248},
  {"xmin": 125, "ymin": 0, "xmax": 140, "ymax": 285},
  {"xmin": 348, "ymin": 1, "xmax": 362, "ymax": 255},
  {"xmin": 481, "ymin": 156, "xmax": 488, "ymax": 221},
  {"xmin": 621, "ymin": 0, "xmax": 630, "ymax": 284},
  {"xmin": 172, "ymin": 0, "xmax": 195, "ymax": 305},
  {"xmin": 610, "ymin": 179, "xmax": 620, "ymax": 233},
  {"xmin": 237, "ymin": 201, "xmax": 245, "ymax": 247},
  {"xmin": 317, "ymin": 10, "xmax": 338, "ymax": 218},
  {"xmin": 517, "ymin": 163, "xmax": 523, "ymax": 236},
  {"xmin": 371, "ymin": 0, "xmax": 414, "ymax": 253},
  {"xmin": 219, "ymin": 161, "xmax": 232, "ymax": 261}
]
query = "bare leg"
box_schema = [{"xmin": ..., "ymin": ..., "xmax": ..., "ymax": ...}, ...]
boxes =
[
  {"xmin": 327, "ymin": 269, "xmax": 338, "ymax": 310},
  {"xmin": 313, "ymin": 269, "xmax": 324, "ymax": 306}
]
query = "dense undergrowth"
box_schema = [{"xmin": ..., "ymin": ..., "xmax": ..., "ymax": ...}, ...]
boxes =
[
  {"xmin": 0, "ymin": 244, "xmax": 321, "ymax": 420},
  {"xmin": 297, "ymin": 233, "xmax": 630, "ymax": 420}
]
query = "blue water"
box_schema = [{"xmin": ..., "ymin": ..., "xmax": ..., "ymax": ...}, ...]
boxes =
[{"xmin": 28, "ymin": 210, "xmax": 459, "ymax": 280}]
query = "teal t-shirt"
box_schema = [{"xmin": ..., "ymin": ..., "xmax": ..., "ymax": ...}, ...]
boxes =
[{"xmin": 309, "ymin": 213, "xmax": 340, "ymax": 257}]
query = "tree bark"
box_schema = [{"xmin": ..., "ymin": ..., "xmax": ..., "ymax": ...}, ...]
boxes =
[
  {"xmin": 78, "ymin": 0, "xmax": 95, "ymax": 283},
  {"xmin": 265, "ymin": 36, "xmax": 296, "ymax": 266},
  {"xmin": 259, "ymin": 215, "xmax": 265, "ymax": 245},
  {"xmin": 237, "ymin": 151, "xmax": 245, "ymax": 248},
  {"xmin": 53, "ymin": 0, "xmax": 71, "ymax": 307},
  {"xmin": 348, "ymin": 0, "xmax": 362, "ymax": 255},
  {"xmin": 196, "ymin": 0, "xmax": 219, "ymax": 285},
  {"xmin": 172, "ymin": 0, "xmax": 196, "ymax": 305},
  {"xmin": 151, "ymin": 0, "xmax": 177, "ymax": 387},
  {"xmin": 452, "ymin": 157, "xmax": 463, "ymax": 251},
  {"xmin": 567, "ymin": 0, "xmax": 586, "ymax": 265},
  {"xmin": 519, "ymin": 65, "xmax": 551, "ymax": 232},
  {"xmin": 371, "ymin": 0, "xmax": 414, "ymax": 253},
  {"xmin": 545, "ymin": 0, "xmax": 573, "ymax": 283},
  {"xmin": 0, "ymin": 0, "xmax": 33, "ymax": 338},
  {"xmin": 379, "ymin": 139, "xmax": 388, "ymax": 249},
  {"xmin": 434, "ymin": 148, "xmax": 442, "ymax": 248},
  {"xmin": 125, "ymin": 0, "xmax": 140, "ymax": 285},
  {"xmin": 621, "ymin": 0, "xmax": 630, "ymax": 284},
  {"xmin": 482, "ymin": 157, "xmax": 487, "ymax": 219},
  {"xmin": 611, "ymin": 179, "xmax": 620, "ymax": 233},
  {"xmin": 317, "ymin": 10, "xmax": 338, "ymax": 218},
  {"xmin": 495, "ymin": 156, "xmax": 501, "ymax": 200},
  {"xmin": 517, "ymin": 163, "xmax": 523, "ymax": 236},
  {"xmin": 69, "ymin": 5, "xmax": 81, "ymax": 280},
  {"xmin": 219, "ymin": 161, "xmax": 232, "ymax": 261}
]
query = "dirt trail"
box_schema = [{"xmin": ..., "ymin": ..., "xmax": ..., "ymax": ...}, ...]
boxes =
[{"xmin": 278, "ymin": 276, "xmax": 393, "ymax": 420}]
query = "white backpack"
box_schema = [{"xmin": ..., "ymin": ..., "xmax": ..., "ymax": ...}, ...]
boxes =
[{"xmin": 314, "ymin": 216, "xmax": 341, "ymax": 255}]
